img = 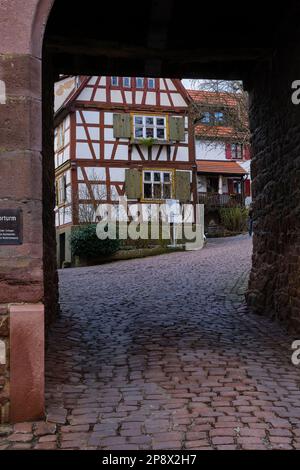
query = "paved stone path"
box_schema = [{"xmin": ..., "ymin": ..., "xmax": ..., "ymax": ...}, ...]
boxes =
[{"xmin": 1, "ymin": 235, "xmax": 300, "ymax": 450}]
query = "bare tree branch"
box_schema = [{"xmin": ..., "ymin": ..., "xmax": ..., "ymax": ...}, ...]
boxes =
[
  {"xmin": 78, "ymin": 170, "xmax": 107, "ymax": 223},
  {"xmin": 189, "ymin": 79, "xmax": 250, "ymax": 148}
]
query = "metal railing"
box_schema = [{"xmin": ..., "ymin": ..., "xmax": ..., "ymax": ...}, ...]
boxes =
[{"xmin": 198, "ymin": 192, "xmax": 243, "ymax": 208}]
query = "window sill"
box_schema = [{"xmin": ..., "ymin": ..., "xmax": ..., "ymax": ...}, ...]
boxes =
[{"xmin": 130, "ymin": 139, "xmax": 172, "ymax": 146}]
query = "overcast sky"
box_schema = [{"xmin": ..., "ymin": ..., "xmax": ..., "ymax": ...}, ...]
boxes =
[{"xmin": 181, "ymin": 79, "xmax": 193, "ymax": 89}]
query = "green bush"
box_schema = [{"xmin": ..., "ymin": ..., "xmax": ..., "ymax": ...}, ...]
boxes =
[
  {"xmin": 71, "ymin": 224, "xmax": 120, "ymax": 259},
  {"xmin": 219, "ymin": 207, "xmax": 248, "ymax": 233}
]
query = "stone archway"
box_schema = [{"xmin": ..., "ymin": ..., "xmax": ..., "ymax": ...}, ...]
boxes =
[
  {"xmin": 0, "ymin": 0, "xmax": 56, "ymax": 423},
  {"xmin": 1, "ymin": 0, "xmax": 300, "ymax": 424}
]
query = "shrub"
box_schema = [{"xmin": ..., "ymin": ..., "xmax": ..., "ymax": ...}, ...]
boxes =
[
  {"xmin": 219, "ymin": 207, "xmax": 248, "ymax": 233},
  {"xmin": 71, "ymin": 224, "xmax": 120, "ymax": 259}
]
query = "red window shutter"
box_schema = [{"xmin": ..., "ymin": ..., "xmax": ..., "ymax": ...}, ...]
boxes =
[
  {"xmin": 245, "ymin": 179, "xmax": 251, "ymax": 197},
  {"xmin": 243, "ymin": 145, "xmax": 251, "ymax": 160},
  {"xmin": 225, "ymin": 143, "xmax": 232, "ymax": 159},
  {"xmin": 227, "ymin": 179, "xmax": 234, "ymax": 194}
]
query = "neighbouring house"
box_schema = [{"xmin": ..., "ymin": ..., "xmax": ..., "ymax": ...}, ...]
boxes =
[
  {"xmin": 187, "ymin": 89, "xmax": 251, "ymax": 234},
  {"xmin": 54, "ymin": 76, "xmax": 197, "ymax": 267}
]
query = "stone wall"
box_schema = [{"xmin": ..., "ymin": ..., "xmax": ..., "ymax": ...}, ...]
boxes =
[
  {"xmin": 0, "ymin": 0, "xmax": 57, "ymax": 422},
  {"xmin": 0, "ymin": 304, "xmax": 9, "ymax": 423},
  {"xmin": 247, "ymin": 48, "xmax": 300, "ymax": 332}
]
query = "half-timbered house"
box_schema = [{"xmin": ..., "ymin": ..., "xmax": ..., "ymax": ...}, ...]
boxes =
[
  {"xmin": 186, "ymin": 89, "xmax": 251, "ymax": 235},
  {"xmin": 188, "ymin": 90, "xmax": 251, "ymax": 209},
  {"xmin": 54, "ymin": 76, "xmax": 197, "ymax": 266}
]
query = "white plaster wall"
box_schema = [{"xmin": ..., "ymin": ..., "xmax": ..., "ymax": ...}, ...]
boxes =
[
  {"xmin": 176, "ymin": 147, "xmax": 189, "ymax": 161},
  {"xmin": 196, "ymin": 140, "xmax": 226, "ymax": 161}
]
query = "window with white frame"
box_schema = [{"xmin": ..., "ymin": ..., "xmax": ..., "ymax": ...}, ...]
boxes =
[
  {"xmin": 148, "ymin": 78, "xmax": 155, "ymax": 89},
  {"xmin": 133, "ymin": 115, "xmax": 167, "ymax": 140},
  {"xmin": 111, "ymin": 76, "xmax": 119, "ymax": 86},
  {"xmin": 143, "ymin": 170, "xmax": 172, "ymax": 200},
  {"xmin": 56, "ymin": 175, "xmax": 67, "ymax": 205},
  {"xmin": 123, "ymin": 77, "xmax": 131, "ymax": 88},
  {"xmin": 136, "ymin": 77, "xmax": 144, "ymax": 88}
]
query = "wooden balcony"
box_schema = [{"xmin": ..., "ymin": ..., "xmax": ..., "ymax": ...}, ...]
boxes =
[{"xmin": 198, "ymin": 192, "xmax": 243, "ymax": 208}]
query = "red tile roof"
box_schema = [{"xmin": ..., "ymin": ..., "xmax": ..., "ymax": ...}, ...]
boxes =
[
  {"xmin": 188, "ymin": 89, "xmax": 248, "ymax": 141},
  {"xmin": 194, "ymin": 124, "xmax": 238, "ymax": 139},
  {"xmin": 187, "ymin": 89, "xmax": 239, "ymax": 107},
  {"xmin": 197, "ymin": 160, "xmax": 247, "ymax": 175}
]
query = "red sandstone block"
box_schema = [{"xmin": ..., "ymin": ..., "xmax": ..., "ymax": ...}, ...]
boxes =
[
  {"xmin": 239, "ymin": 428, "xmax": 266, "ymax": 437},
  {"xmin": 10, "ymin": 443, "xmax": 32, "ymax": 450},
  {"xmin": 10, "ymin": 304, "xmax": 44, "ymax": 423},
  {"xmin": 38, "ymin": 435, "xmax": 57, "ymax": 443},
  {"xmin": 100, "ymin": 436, "xmax": 128, "ymax": 448},
  {"xmin": 120, "ymin": 427, "xmax": 142, "ymax": 437},
  {"xmin": 184, "ymin": 440, "xmax": 211, "ymax": 449},
  {"xmin": 269, "ymin": 429, "xmax": 292, "ymax": 437},
  {"xmin": 60, "ymin": 440, "xmax": 86, "ymax": 449},
  {"xmin": 210, "ymin": 428, "xmax": 236, "ymax": 437},
  {"xmin": 7, "ymin": 433, "xmax": 33, "ymax": 442},
  {"xmin": 269, "ymin": 436, "xmax": 292, "ymax": 444},
  {"xmin": 212, "ymin": 436, "xmax": 234, "ymax": 445},
  {"xmin": 13, "ymin": 422, "xmax": 33, "ymax": 433},
  {"xmin": 69, "ymin": 415, "xmax": 98, "ymax": 425},
  {"xmin": 61, "ymin": 425, "xmax": 90, "ymax": 433},
  {"xmin": 128, "ymin": 436, "xmax": 152, "ymax": 445},
  {"xmin": 215, "ymin": 445, "xmax": 237, "ymax": 450},
  {"xmin": 61, "ymin": 432, "xmax": 89, "ymax": 441},
  {"xmin": 34, "ymin": 421, "xmax": 56, "ymax": 436},
  {"xmin": 152, "ymin": 432, "xmax": 183, "ymax": 442},
  {"xmin": 238, "ymin": 437, "xmax": 264, "ymax": 445},
  {"xmin": 186, "ymin": 432, "xmax": 207, "ymax": 440},
  {"xmin": 34, "ymin": 442, "xmax": 57, "ymax": 450},
  {"xmin": 152, "ymin": 441, "xmax": 182, "ymax": 450}
]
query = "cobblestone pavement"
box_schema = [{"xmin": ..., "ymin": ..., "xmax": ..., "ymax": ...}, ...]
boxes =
[{"xmin": 2, "ymin": 235, "xmax": 300, "ymax": 450}]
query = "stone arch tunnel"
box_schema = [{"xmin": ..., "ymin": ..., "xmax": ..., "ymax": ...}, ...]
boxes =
[{"xmin": 1, "ymin": 0, "xmax": 300, "ymax": 423}]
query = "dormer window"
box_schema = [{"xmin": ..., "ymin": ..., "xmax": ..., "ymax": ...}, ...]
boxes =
[
  {"xmin": 148, "ymin": 78, "xmax": 155, "ymax": 89},
  {"xmin": 123, "ymin": 77, "xmax": 131, "ymax": 88},
  {"xmin": 111, "ymin": 77, "xmax": 119, "ymax": 86},
  {"xmin": 136, "ymin": 77, "xmax": 144, "ymax": 88},
  {"xmin": 201, "ymin": 112, "xmax": 211, "ymax": 124},
  {"xmin": 200, "ymin": 110, "xmax": 226, "ymax": 126},
  {"xmin": 215, "ymin": 112, "xmax": 224, "ymax": 125}
]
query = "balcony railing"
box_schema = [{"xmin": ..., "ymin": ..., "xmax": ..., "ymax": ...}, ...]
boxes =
[{"xmin": 198, "ymin": 192, "xmax": 243, "ymax": 208}]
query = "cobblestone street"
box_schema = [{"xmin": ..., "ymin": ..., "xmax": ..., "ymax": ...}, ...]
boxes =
[{"xmin": 1, "ymin": 235, "xmax": 300, "ymax": 450}]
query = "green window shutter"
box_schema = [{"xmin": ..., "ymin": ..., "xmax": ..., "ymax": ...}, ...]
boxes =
[
  {"xmin": 169, "ymin": 116, "xmax": 185, "ymax": 141},
  {"xmin": 113, "ymin": 113, "xmax": 131, "ymax": 138},
  {"xmin": 125, "ymin": 169, "xmax": 142, "ymax": 199},
  {"xmin": 175, "ymin": 171, "xmax": 191, "ymax": 203}
]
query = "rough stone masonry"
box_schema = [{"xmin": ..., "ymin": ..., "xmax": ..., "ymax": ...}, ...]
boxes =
[{"xmin": 246, "ymin": 46, "xmax": 300, "ymax": 332}]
